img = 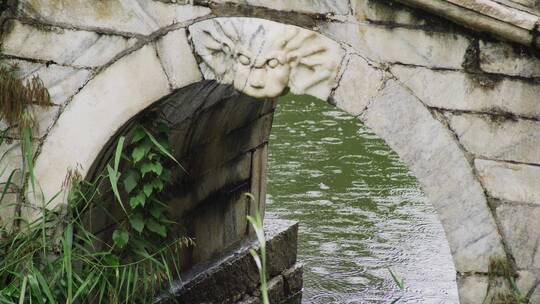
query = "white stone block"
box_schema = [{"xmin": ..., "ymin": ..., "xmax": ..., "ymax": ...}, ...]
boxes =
[
  {"xmin": 19, "ymin": 0, "xmax": 211, "ymax": 35},
  {"xmin": 448, "ymin": 113, "xmax": 540, "ymax": 164},
  {"xmin": 156, "ymin": 29, "xmax": 202, "ymax": 89},
  {"xmin": 2, "ymin": 20, "xmax": 136, "ymax": 67},
  {"xmin": 476, "ymin": 159, "xmax": 540, "ymax": 204},
  {"xmin": 321, "ymin": 22, "xmax": 470, "ymax": 69},
  {"xmin": 332, "ymin": 54, "xmax": 385, "ymax": 116},
  {"xmin": 362, "ymin": 80, "xmax": 505, "ymax": 272},
  {"xmin": 480, "ymin": 40, "xmax": 540, "ymax": 78},
  {"xmin": 30, "ymin": 45, "xmax": 171, "ymax": 216},
  {"xmin": 392, "ymin": 65, "xmax": 540, "ymax": 118},
  {"xmin": 496, "ymin": 204, "xmax": 540, "ymax": 269},
  {"xmin": 210, "ymin": 0, "xmax": 350, "ymax": 15}
]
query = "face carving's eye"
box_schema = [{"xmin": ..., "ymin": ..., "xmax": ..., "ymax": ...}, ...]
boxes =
[
  {"xmin": 238, "ymin": 54, "xmax": 251, "ymax": 66},
  {"xmin": 267, "ymin": 58, "xmax": 279, "ymax": 68},
  {"xmin": 222, "ymin": 44, "xmax": 232, "ymax": 54}
]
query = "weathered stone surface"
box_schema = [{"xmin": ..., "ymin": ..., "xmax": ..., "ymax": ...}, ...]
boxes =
[
  {"xmin": 321, "ymin": 22, "xmax": 470, "ymax": 69},
  {"xmin": 476, "ymin": 159, "xmax": 540, "ymax": 204},
  {"xmin": 283, "ymin": 263, "xmax": 303, "ymax": 295},
  {"xmin": 18, "ymin": 0, "xmax": 211, "ymax": 35},
  {"xmin": 361, "ymin": 80, "xmax": 506, "ymax": 272},
  {"xmin": 457, "ymin": 275, "xmax": 489, "ymax": 304},
  {"xmin": 331, "ymin": 54, "xmax": 385, "ymax": 116},
  {"xmin": 210, "ymin": 0, "xmax": 349, "ymax": 15},
  {"xmin": 516, "ymin": 270, "xmax": 540, "ymax": 301},
  {"xmin": 496, "ymin": 204, "xmax": 540, "ymax": 269},
  {"xmin": 267, "ymin": 275, "xmax": 285, "ymax": 303},
  {"xmin": 0, "ymin": 140, "xmax": 23, "ymax": 191},
  {"xmin": 29, "ymin": 105, "xmax": 60, "ymax": 139},
  {"xmin": 7, "ymin": 60, "xmax": 91, "ymax": 106},
  {"xmin": 479, "ymin": 40, "xmax": 540, "ymax": 78},
  {"xmin": 2, "ymin": 20, "xmax": 137, "ymax": 67},
  {"xmin": 0, "ymin": 193, "xmax": 18, "ymax": 233},
  {"xmin": 266, "ymin": 219, "xmax": 298, "ymax": 277},
  {"xmin": 157, "ymin": 219, "xmax": 299, "ymax": 304},
  {"xmin": 354, "ymin": 0, "xmax": 430, "ymax": 25},
  {"xmin": 155, "ymin": 28, "xmax": 202, "ymax": 89},
  {"xmin": 31, "ymin": 45, "xmax": 170, "ymax": 214},
  {"xmin": 392, "ymin": 65, "xmax": 540, "ymax": 118},
  {"xmin": 250, "ymin": 144, "xmax": 268, "ymax": 220},
  {"xmin": 190, "ymin": 18, "xmax": 345, "ymax": 100},
  {"xmin": 448, "ymin": 113, "xmax": 540, "ymax": 164}
]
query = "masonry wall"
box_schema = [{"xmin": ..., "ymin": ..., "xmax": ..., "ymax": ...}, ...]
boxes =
[{"xmin": 1, "ymin": 0, "xmax": 540, "ymax": 303}]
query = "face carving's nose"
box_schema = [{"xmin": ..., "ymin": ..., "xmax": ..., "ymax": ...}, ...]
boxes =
[{"xmin": 250, "ymin": 68, "xmax": 265, "ymax": 89}]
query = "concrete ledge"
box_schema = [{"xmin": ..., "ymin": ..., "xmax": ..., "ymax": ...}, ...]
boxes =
[{"xmin": 157, "ymin": 219, "xmax": 302, "ymax": 304}]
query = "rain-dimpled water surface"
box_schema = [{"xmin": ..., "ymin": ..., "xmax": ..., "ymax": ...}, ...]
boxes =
[{"xmin": 265, "ymin": 94, "xmax": 459, "ymax": 304}]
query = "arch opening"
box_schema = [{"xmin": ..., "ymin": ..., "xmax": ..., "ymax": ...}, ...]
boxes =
[{"xmin": 266, "ymin": 93, "xmax": 459, "ymax": 303}]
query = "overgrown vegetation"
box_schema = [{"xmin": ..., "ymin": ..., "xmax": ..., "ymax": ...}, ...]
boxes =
[
  {"xmin": 0, "ymin": 63, "xmax": 52, "ymax": 127},
  {"xmin": 483, "ymin": 256, "xmax": 526, "ymax": 304},
  {"xmin": 0, "ymin": 65, "xmax": 192, "ymax": 302}
]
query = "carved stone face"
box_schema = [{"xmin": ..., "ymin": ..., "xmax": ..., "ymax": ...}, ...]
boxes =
[{"xmin": 190, "ymin": 18, "xmax": 344, "ymax": 100}]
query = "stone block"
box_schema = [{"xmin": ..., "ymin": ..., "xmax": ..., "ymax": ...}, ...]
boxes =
[
  {"xmin": 479, "ymin": 40, "xmax": 540, "ymax": 78},
  {"xmin": 209, "ymin": 0, "xmax": 350, "ymax": 15},
  {"xmin": 361, "ymin": 80, "xmax": 506, "ymax": 272},
  {"xmin": 266, "ymin": 219, "xmax": 298, "ymax": 277},
  {"xmin": 392, "ymin": 65, "xmax": 540, "ymax": 118},
  {"xmin": 457, "ymin": 275, "xmax": 489, "ymax": 304},
  {"xmin": 283, "ymin": 263, "xmax": 303, "ymax": 296},
  {"xmin": 182, "ymin": 112, "xmax": 274, "ymax": 176},
  {"xmin": 321, "ymin": 22, "xmax": 470, "ymax": 69},
  {"xmin": 476, "ymin": 159, "xmax": 540, "ymax": 204},
  {"xmin": 354, "ymin": 0, "xmax": 430, "ymax": 26},
  {"xmin": 168, "ymin": 153, "xmax": 252, "ymax": 219},
  {"xmin": 0, "ymin": 193, "xmax": 18, "ymax": 234},
  {"xmin": 267, "ymin": 275, "xmax": 285, "ymax": 304},
  {"xmin": 332, "ymin": 54, "xmax": 385, "ymax": 116},
  {"xmin": 448, "ymin": 113, "xmax": 540, "ymax": 164},
  {"xmin": 31, "ymin": 45, "xmax": 171, "ymax": 216},
  {"xmin": 158, "ymin": 218, "xmax": 298, "ymax": 304},
  {"xmin": 155, "ymin": 28, "xmax": 202, "ymax": 89},
  {"xmin": 2, "ymin": 20, "xmax": 136, "ymax": 67},
  {"xmin": 7, "ymin": 60, "xmax": 91, "ymax": 106},
  {"xmin": 18, "ymin": 0, "xmax": 211, "ymax": 35},
  {"xmin": 0, "ymin": 140, "xmax": 23, "ymax": 192},
  {"xmin": 496, "ymin": 204, "xmax": 540, "ymax": 269},
  {"xmin": 250, "ymin": 144, "xmax": 268, "ymax": 220}
]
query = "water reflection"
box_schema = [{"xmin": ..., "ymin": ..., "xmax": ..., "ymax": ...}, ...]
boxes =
[{"xmin": 266, "ymin": 94, "xmax": 459, "ymax": 304}]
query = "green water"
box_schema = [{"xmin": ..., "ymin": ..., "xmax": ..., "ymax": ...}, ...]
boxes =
[{"xmin": 266, "ymin": 94, "xmax": 459, "ymax": 304}]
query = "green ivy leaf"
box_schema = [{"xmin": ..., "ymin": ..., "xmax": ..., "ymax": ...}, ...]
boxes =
[
  {"xmin": 147, "ymin": 219, "xmax": 167, "ymax": 238},
  {"xmin": 152, "ymin": 179, "xmax": 164, "ymax": 192},
  {"xmin": 131, "ymin": 128, "xmax": 146, "ymax": 144},
  {"xmin": 129, "ymin": 192, "xmax": 146, "ymax": 208},
  {"xmin": 123, "ymin": 170, "xmax": 139, "ymax": 194},
  {"xmin": 112, "ymin": 229, "xmax": 129, "ymax": 248},
  {"xmin": 140, "ymin": 162, "xmax": 153, "ymax": 177},
  {"xmin": 132, "ymin": 145, "xmax": 149, "ymax": 163},
  {"xmin": 152, "ymin": 162, "xmax": 163, "ymax": 176},
  {"xmin": 130, "ymin": 213, "xmax": 145, "ymax": 233},
  {"xmin": 143, "ymin": 183, "xmax": 153, "ymax": 197},
  {"xmin": 104, "ymin": 254, "xmax": 120, "ymax": 267},
  {"xmin": 149, "ymin": 205, "xmax": 163, "ymax": 219}
]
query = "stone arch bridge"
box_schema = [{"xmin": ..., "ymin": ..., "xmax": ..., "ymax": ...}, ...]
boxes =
[{"xmin": 1, "ymin": 0, "xmax": 540, "ymax": 302}]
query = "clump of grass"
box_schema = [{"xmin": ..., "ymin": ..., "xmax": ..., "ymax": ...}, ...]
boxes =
[
  {"xmin": 246, "ymin": 192, "xmax": 270, "ymax": 304},
  {"xmin": 0, "ymin": 63, "xmax": 52, "ymax": 127},
  {"xmin": 483, "ymin": 256, "xmax": 526, "ymax": 304}
]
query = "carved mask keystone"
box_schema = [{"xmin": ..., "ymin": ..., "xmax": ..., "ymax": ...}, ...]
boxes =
[{"xmin": 190, "ymin": 18, "xmax": 344, "ymax": 100}]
